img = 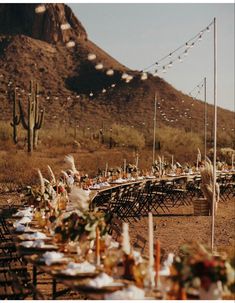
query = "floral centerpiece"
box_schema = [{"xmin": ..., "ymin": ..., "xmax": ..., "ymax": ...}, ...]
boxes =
[{"xmin": 171, "ymin": 242, "xmax": 235, "ymax": 299}]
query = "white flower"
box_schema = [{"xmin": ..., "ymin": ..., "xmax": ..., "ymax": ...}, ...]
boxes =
[{"xmin": 69, "ymin": 187, "xmax": 90, "ymax": 212}]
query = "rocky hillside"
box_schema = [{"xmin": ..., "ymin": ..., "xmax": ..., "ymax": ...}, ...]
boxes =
[{"xmin": 0, "ymin": 3, "xmax": 234, "ymax": 143}]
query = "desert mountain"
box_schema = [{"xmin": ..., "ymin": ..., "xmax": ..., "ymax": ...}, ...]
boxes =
[{"xmin": 0, "ymin": 3, "xmax": 234, "ymax": 144}]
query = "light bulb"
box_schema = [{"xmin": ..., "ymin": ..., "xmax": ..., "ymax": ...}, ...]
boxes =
[
  {"xmin": 153, "ymin": 70, "xmax": 158, "ymax": 77},
  {"xmin": 89, "ymin": 92, "xmax": 93, "ymax": 97},
  {"xmin": 35, "ymin": 5, "xmax": 46, "ymax": 13},
  {"xmin": 61, "ymin": 23, "xmax": 71, "ymax": 30},
  {"xmin": 95, "ymin": 63, "xmax": 103, "ymax": 70},
  {"xmin": 141, "ymin": 72, "xmax": 148, "ymax": 80},
  {"xmin": 111, "ymin": 84, "xmax": 116, "ymax": 88},
  {"xmin": 162, "ymin": 66, "xmax": 166, "ymax": 73},
  {"xmin": 88, "ymin": 53, "xmax": 96, "ymax": 61},
  {"xmin": 106, "ymin": 69, "xmax": 114, "ymax": 76},
  {"xmin": 66, "ymin": 40, "xmax": 75, "ymax": 48},
  {"xmin": 121, "ymin": 73, "xmax": 129, "ymax": 80},
  {"xmin": 190, "ymin": 42, "xmax": 194, "ymax": 48},
  {"xmin": 168, "ymin": 61, "xmax": 173, "ymax": 68},
  {"xmin": 178, "ymin": 56, "xmax": 183, "ymax": 63},
  {"xmin": 184, "ymin": 49, "xmax": 188, "ymax": 56},
  {"xmin": 198, "ymin": 35, "xmax": 202, "ymax": 41},
  {"xmin": 185, "ymin": 42, "xmax": 190, "ymax": 48},
  {"xmin": 127, "ymin": 75, "xmax": 133, "ymax": 82},
  {"xmin": 168, "ymin": 53, "xmax": 172, "ymax": 58},
  {"xmin": 206, "ymin": 26, "xmax": 210, "ymax": 32},
  {"xmin": 102, "ymin": 88, "xmax": 106, "ymax": 93}
]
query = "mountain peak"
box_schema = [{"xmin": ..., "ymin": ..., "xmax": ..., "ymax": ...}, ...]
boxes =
[{"xmin": 0, "ymin": 3, "xmax": 87, "ymax": 44}]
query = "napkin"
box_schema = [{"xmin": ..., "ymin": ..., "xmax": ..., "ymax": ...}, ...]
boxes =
[
  {"xmin": 42, "ymin": 251, "xmax": 64, "ymax": 266},
  {"xmin": 15, "ymin": 223, "xmax": 26, "ymax": 232},
  {"xmin": 21, "ymin": 231, "xmax": 47, "ymax": 240},
  {"xmin": 14, "ymin": 207, "xmax": 33, "ymax": 217},
  {"xmin": 104, "ymin": 285, "xmax": 145, "ymax": 300},
  {"xmin": 87, "ymin": 273, "xmax": 113, "ymax": 288},
  {"xmin": 62, "ymin": 261, "xmax": 96, "ymax": 275},
  {"xmin": 20, "ymin": 241, "xmax": 34, "ymax": 248},
  {"xmin": 17, "ymin": 216, "xmax": 32, "ymax": 225}
]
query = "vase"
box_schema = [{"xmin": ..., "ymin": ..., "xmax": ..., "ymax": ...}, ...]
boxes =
[{"xmin": 199, "ymin": 281, "xmax": 223, "ymax": 300}]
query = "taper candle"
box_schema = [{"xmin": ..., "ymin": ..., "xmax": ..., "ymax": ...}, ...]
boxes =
[
  {"xmin": 96, "ymin": 226, "xmax": 100, "ymax": 266},
  {"xmin": 155, "ymin": 239, "xmax": 160, "ymax": 287},
  {"xmin": 148, "ymin": 213, "xmax": 154, "ymax": 267},
  {"xmin": 124, "ymin": 159, "xmax": 127, "ymax": 174}
]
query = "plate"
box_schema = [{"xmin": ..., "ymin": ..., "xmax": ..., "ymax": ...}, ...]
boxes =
[
  {"xmin": 53, "ymin": 270, "xmax": 100, "ymax": 279},
  {"xmin": 73, "ymin": 280, "xmax": 126, "ymax": 293}
]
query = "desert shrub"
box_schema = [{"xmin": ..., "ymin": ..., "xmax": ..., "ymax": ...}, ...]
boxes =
[
  {"xmin": 104, "ymin": 123, "xmax": 145, "ymax": 150},
  {"xmin": 153, "ymin": 126, "xmax": 203, "ymax": 162},
  {"xmin": 0, "ymin": 121, "xmax": 12, "ymax": 141},
  {"xmin": 208, "ymin": 147, "xmax": 235, "ymax": 164},
  {"xmin": 217, "ymin": 131, "xmax": 234, "ymax": 148}
]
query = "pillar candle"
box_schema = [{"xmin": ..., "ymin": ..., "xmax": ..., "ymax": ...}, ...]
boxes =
[
  {"xmin": 96, "ymin": 226, "xmax": 101, "ymax": 266},
  {"xmin": 232, "ymin": 153, "xmax": 234, "ymax": 170},
  {"xmin": 122, "ymin": 223, "xmax": 131, "ymax": 255},
  {"xmin": 171, "ymin": 155, "xmax": 174, "ymax": 168}
]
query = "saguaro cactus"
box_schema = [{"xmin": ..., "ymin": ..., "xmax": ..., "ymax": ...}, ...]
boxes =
[
  {"xmin": 10, "ymin": 88, "xmax": 21, "ymax": 144},
  {"xmin": 19, "ymin": 80, "xmax": 44, "ymax": 153}
]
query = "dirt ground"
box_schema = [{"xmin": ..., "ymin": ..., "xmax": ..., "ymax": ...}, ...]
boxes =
[
  {"xmin": 0, "ymin": 191, "xmax": 234, "ymax": 299},
  {"xmin": 1, "ymin": 191, "xmax": 234, "ymax": 257}
]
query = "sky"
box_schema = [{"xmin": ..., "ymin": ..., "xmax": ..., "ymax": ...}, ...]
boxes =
[{"xmin": 69, "ymin": 3, "xmax": 234, "ymax": 112}]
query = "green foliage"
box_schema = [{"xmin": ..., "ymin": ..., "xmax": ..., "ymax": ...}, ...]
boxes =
[
  {"xmin": 156, "ymin": 126, "xmax": 203, "ymax": 161},
  {"xmin": 106, "ymin": 123, "xmax": 145, "ymax": 150}
]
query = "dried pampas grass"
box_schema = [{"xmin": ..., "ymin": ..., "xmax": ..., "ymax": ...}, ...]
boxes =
[
  {"xmin": 64, "ymin": 154, "xmax": 78, "ymax": 174},
  {"xmin": 200, "ymin": 160, "xmax": 220, "ymax": 213}
]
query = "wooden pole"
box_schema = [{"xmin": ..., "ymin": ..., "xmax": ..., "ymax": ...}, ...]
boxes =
[
  {"xmin": 204, "ymin": 77, "xmax": 207, "ymax": 161},
  {"xmin": 152, "ymin": 93, "xmax": 157, "ymax": 165},
  {"xmin": 211, "ymin": 17, "xmax": 217, "ymax": 252}
]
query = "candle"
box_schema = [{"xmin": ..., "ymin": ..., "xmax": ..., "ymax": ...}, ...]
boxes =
[
  {"xmin": 136, "ymin": 154, "xmax": 139, "ymax": 169},
  {"xmin": 105, "ymin": 162, "xmax": 108, "ymax": 177},
  {"xmin": 196, "ymin": 154, "xmax": 199, "ymax": 171},
  {"xmin": 96, "ymin": 226, "xmax": 100, "ymax": 266},
  {"xmin": 159, "ymin": 157, "xmax": 162, "ymax": 177},
  {"xmin": 155, "ymin": 239, "xmax": 160, "ymax": 287},
  {"xmin": 122, "ymin": 223, "xmax": 131, "ymax": 255},
  {"xmin": 148, "ymin": 213, "xmax": 154, "ymax": 267},
  {"xmin": 171, "ymin": 155, "xmax": 174, "ymax": 169},
  {"xmin": 232, "ymin": 153, "xmax": 234, "ymax": 171},
  {"xmin": 123, "ymin": 159, "xmax": 127, "ymax": 174}
]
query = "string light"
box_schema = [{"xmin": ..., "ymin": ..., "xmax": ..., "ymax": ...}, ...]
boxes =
[
  {"xmin": 95, "ymin": 63, "xmax": 103, "ymax": 70},
  {"xmin": 61, "ymin": 23, "xmax": 71, "ymax": 30},
  {"xmin": 88, "ymin": 53, "xmax": 96, "ymax": 61},
  {"xmin": 66, "ymin": 40, "xmax": 75, "ymax": 48},
  {"xmin": 106, "ymin": 69, "xmax": 114, "ymax": 76},
  {"xmin": 153, "ymin": 70, "xmax": 158, "ymax": 77},
  {"xmin": 141, "ymin": 72, "xmax": 148, "ymax": 80},
  {"xmin": 121, "ymin": 72, "xmax": 129, "ymax": 80},
  {"xmin": 35, "ymin": 5, "xmax": 46, "ymax": 13}
]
